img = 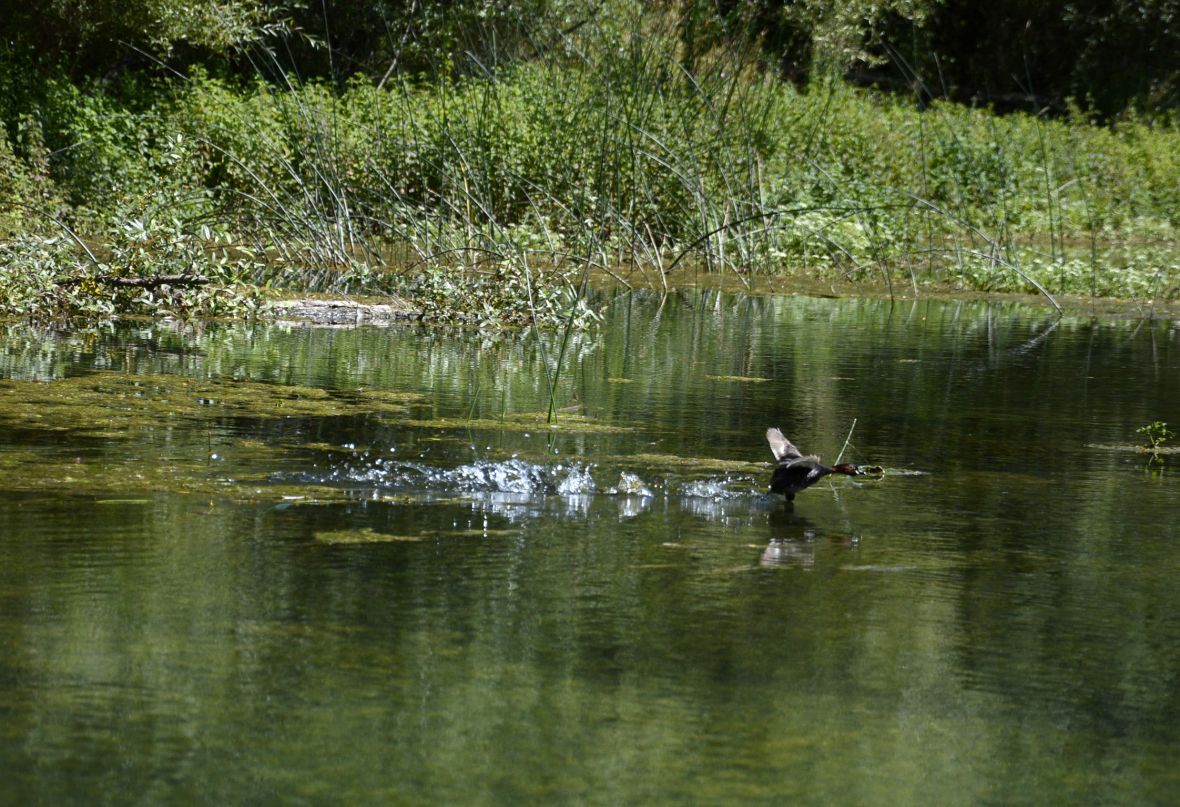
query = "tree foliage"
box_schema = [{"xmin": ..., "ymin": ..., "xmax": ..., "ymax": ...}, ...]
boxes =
[
  {"xmin": 0, "ymin": 0, "xmax": 283, "ymax": 78},
  {"xmin": 885, "ymin": 0, "xmax": 1180, "ymax": 116},
  {"xmin": 676, "ymin": 0, "xmax": 1180, "ymax": 115},
  {"xmin": 1, "ymin": 0, "xmax": 1178, "ymax": 115},
  {"xmin": 690, "ymin": 0, "xmax": 932, "ymax": 82},
  {"xmin": 273, "ymin": 0, "xmax": 604, "ymax": 81}
]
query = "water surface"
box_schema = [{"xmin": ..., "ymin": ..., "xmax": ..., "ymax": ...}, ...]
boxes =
[{"xmin": 1, "ymin": 291, "xmax": 1178, "ymax": 804}]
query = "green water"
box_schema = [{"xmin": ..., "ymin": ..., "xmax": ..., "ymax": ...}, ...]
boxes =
[{"xmin": 1, "ymin": 291, "xmax": 1178, "ymax": 804}]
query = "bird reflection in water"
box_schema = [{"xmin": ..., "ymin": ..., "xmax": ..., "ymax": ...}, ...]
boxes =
[
  {"xmin": 761, "ymin": 508, "xmax": 858, "ymax": 569},
  {"xmin": 761, "ymin": 509, "xmax": 819, "ymax": 569}
]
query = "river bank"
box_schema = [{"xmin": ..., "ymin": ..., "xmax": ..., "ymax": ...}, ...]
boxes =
[{"xmin": 3, "ymin": 64, "xmax": 1179, "ymax": 327}]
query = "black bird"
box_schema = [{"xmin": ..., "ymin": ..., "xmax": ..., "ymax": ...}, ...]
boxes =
[{"xmin": 766, "ymin": 427, "xmax": 859, "ymax": 501}]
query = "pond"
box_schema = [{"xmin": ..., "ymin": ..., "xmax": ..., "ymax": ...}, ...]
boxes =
[{"xmin": 1, "ymin": 290, "xmax": 1178, "ymax": 804}]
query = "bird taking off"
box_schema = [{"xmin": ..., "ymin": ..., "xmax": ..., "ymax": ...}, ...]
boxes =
[{"xmin": 766, "ymin": 427, "xmax": 859, "ymax": 501}]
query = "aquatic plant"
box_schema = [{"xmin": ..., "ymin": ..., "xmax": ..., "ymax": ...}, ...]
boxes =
[
  {"xmin": 0, "ymin": 201, "xmax": 269, "ymax": 324},
  {"xmin": 1137, "ymin": 421, "xmax": 1176, "ymax": 450}
]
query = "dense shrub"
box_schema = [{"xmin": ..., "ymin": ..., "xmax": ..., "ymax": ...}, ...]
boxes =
[{"xmin": 2, "ymin": 18, "xmax": 1180, "ymax": 320}]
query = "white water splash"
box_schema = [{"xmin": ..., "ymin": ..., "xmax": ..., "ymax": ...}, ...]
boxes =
[{"xmin": 605, "ymin": 471, "xmax": 653, "ymax": 497}]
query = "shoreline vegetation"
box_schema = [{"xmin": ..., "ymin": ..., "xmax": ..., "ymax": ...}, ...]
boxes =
[{"xmin": 2, "ymin": 2, "xmax": 1179, "ymax": 327}]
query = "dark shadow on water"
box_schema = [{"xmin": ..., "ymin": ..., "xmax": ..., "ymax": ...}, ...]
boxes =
[
  {"xmin": 760, "ymin": 508, "xmax": 819, "ymax": 569},
  {"xmin": 761, "ymin": 507, "xmax": 860, "ymax": 569}
]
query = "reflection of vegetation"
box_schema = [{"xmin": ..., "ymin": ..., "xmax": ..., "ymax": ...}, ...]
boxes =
[
  {"xmin": 397, "ymin": 414, "xmax": 631, "ymax": 434},
  {"xmin": 316, "ymin": 526, "xmax": 522, "ymax": 544},
  {"xmin": 0, "ymin": 295, "xmax": 1175, "ymax": 505},
  {"xmin": 0, "ymin": 373, "xmax": 420, "ymax": 436},
  {"xmin": 620, "ymin": 454, "xmax": 765, "ymax": 474},
  {"xmin": 0, "ymin": 370, "xmax": 422, "ymax": 498},
  {"xmin": 1, "ymin": 294, "xmax": 1178, "ymax": 804},
  {"xmin": 316, "ymin": 528, "xmax": 423, "ymax": 544}
]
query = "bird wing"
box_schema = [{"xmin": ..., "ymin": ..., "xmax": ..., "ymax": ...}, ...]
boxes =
[{"xmin": 766, "ymin": 427, "xmax": 804, "ymax": 462}]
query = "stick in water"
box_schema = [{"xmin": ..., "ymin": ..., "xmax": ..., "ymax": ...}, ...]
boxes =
[{"xmin": 834, "ymin": 417, "xmax": 857, "ymax": 465}]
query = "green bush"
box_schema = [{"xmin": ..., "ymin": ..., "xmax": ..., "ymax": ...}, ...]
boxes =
[{"xmin": 3, "ymin": 20, "xmax": 1180, "ymax": 322}]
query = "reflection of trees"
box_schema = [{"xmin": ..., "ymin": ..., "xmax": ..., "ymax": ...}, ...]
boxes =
[{"xmin": 2, "ymin": 291, "xmax": 1180, "ymax": 801}]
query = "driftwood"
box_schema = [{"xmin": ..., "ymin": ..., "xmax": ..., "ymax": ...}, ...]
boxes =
[
  {"xmin": 271, "ymin": 298, "xmax": 420, "ymax": 325},
  {"xmin": 59, "ymin": 274, "xmax": 210, "ymax": 289}
]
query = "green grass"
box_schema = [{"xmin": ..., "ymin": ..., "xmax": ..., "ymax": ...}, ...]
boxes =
[{"xmin": 2, "ymin": 31, "xmax": 1180, "ymax": 323}]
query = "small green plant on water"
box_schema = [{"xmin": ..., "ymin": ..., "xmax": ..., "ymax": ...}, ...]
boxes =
[{"xmin": 1137, "ymin": 421, "xmax": 1175, "ymax": 450}]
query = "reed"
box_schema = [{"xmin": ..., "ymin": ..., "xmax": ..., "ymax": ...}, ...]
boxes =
[{"xmin": 3, "ymin": 5, "xmax": 1180, "ymax": 324}]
